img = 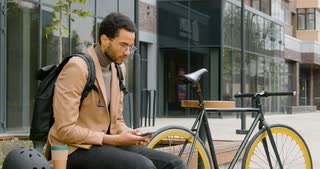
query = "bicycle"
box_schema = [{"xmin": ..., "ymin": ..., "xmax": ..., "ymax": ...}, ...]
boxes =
[{"xmin": 146, "ymin": 68, "xmax": 313, "ymax": 169}]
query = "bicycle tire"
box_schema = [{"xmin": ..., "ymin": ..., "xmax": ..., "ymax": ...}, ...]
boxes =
[
  {"xmin": 147, "ymin": 126, "xmax": 213, "ymax": 169},
  {"xmin": 242, "ymin": 124, "xmax": 313, "ymax": 169}
]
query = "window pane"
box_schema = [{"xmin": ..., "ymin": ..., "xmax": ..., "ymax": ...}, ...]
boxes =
[
  {"xmin": 42, "ymin": 0, "xmax": 58, "ymax": 6},
  {"xmin": 224, "ymin": 2, "xmax": 232, "ymax": 47},
  {"xmin": 42, "ymin": 6, "xmax": 70, "ymax": 65},
  {"xmin": 317, "ymin": 10, "xmax": 320, "ymax": 30},
  {"xmin": 257, "ymin": 16, "xmax": 265, "ymax": 53},
  {"xmin": 71, "ymin": 0, "xmax": 95, "ymax": 16},
  {"xmin": 223, "ymin": 48, "xmax": 232, "ymax": 100},
  {"xmin": 97, "ymin": 0, "xmax": 117, "ymax": 18},
  {"xmin": 257, "ymin": 56, "xmax": 265, "ymax": 92},
  {"xmin": 158, "ymin": 2, "xmax": 188, "ymax": 47},
  {"xmin": 251, "ymin": 14, "xmax": 258, "ymax": 53},
  {"xmin": 306, "ymin": 12, "xmax": 315, "ymax": 30},
  {"xmin": 232, "ymin": 50, "xmax": 241, "ymax": 95},
  {"xmin": 245, "ymin": 54, "xmax": 257, "ymax": 95},
  {"xmin": 119, "ymin": 0, "xmax": 135, "ymax": 21},
  {"xmin": 71, "ymin": 15, "xmax": 95, "ymax": 53},
  {"xmin": 264, "ymin": 19, "xmax": 272, "ymax": 56},
  {"xmin": 190, "ymin": 0, "xmax": 222, "ymax": 46},
  {"xmin": 306, "ymin": 8, "xmax": 315, "ymax": 13},
  {"xmin": 298, "ymin": 14, "xmax": 305, "ymax": 30},
  {"xmin": 7, "ymin": 1, "xmax": 39, "ymax": 130},
  {"xmin": 297, "ymin": 8, "xmax": 305, "ymax": 14},
  {"xmin": 261, "ymin": 0, "xmax": 271, "ymax": 15},
  {"xmin": 232, "ymin": 6, "xmax": 241, "ymax": 48},
  {"xmin": 252, "ymin": 0, "xmax": 259, "ymax": 11}
]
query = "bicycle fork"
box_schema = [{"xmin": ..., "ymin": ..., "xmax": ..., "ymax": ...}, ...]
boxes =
[{"xmin": 260, "ymin": 120, "xmax": 284, "ymax": 169}]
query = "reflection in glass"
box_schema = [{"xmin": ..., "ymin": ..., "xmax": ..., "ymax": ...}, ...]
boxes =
[
  {"xmin": 71, "ymin": 15, "xmax": 95, "ymax": 53},
  {"xmin": 42, "ymin": 6, "xmax": 70, "ymax": 65},
  {"xmin": 119, "ymin": 0, "xmax": 135, "ymax": 21},
  {"xmin": 232, "ymin": 50, "xmax": 241, "ymax": 95},
  {"xmin": 160, "ymin": 49, "xmax": 188, "ymax": 117},
  {"xmin": 252, "ymin": 0, "xmax": 259, "ymax": 11},
  {"xmin": 232, "ymin": 6, "xmax": 241, "ymax": 49},
  {"xmin": 317, "ymin": 10, "xmax": 320, "ymax": 30},
  {"xmin": 245, "ymin": 54, "xmax": 257, "ymax": 94},
  {"xmin": 42, "ymin": 0, "xmax": 58, "ymax": 6},
  {"xmin": 71, "ymin": 0, "xmax": 95, "ymax": 15},
  {"xmin": 264, "ymin": 19, "xmax": 272, "ymax": 56},
  {"xmin": 306, "ymin": 11, "xmax": 315, "ymax": 30},
  {"xmin": 7, "ymin": 1, "xmax": 39, "ymax": 130},
  {"xmin": 261, "ymin": 0, "xmax": 270, "ymax": 15},
  {"xmin": 297, "ymin": 14, "xmax": 305, "ymax": 30},
  {"xmin": 159, "ymin": 47, "xmax": 211, "ymax": 117},
  {"xmin": 96, "ymin": 0, "xmax": 117, "ymax": 18},
  {"xmin": 223, "ymin": 48, "xmax": 232, "ymax": 100},
  {"xmin": 224, "ymin": 2, "xmax": 232, "ymax": 47}
]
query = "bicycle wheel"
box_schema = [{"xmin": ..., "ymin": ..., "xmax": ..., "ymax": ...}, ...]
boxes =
[
  {"xmin": 242, "ymin": 124, "xmax": 312, "ymax": 169},
  {"xmin": 147, "ymin": 126, "xmax": 213, "ymax": 169}
]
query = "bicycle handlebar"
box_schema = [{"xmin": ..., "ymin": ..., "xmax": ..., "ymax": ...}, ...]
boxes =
[{"xmin": 234, "ymin": 91, "xmax": 296, "ymax": 98}]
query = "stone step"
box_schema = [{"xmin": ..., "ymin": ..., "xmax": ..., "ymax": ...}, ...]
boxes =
[{"xmin": 152, "ymin": 139, "xmax": 242, "ymax": 168}]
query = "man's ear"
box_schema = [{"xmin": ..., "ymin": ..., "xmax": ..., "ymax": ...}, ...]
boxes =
[{"xmin": 100, "ymin": 34, "xmax": 110, "ymax": 47}]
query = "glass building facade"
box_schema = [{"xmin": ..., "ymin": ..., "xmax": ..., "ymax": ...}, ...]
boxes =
[
  {"xmin": 0, "ymin": 0, "xmax": 302, "ymax": 133},
  {"xmin": 223, "ymin": 1, "xmax": 292, "ymax": 113},
  {"xmin": 0, "ymin": 0, "xmax": 135, "ymax": 132},
  {"xmin": 157, "ymin": 0, "xmax": 292, "ymax": 116}
]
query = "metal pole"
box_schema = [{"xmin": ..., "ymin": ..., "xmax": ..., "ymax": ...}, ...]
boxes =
[
  {"xmin": 0, "ymin": 0, "xmax": 7, "ymax": 132},
  {"xmin": 133, "ymin": 0, "xmax": 141, "ymax": 129},
  {"xmin": 236, "ymin": 0, "xmax": 247, "ymax": 134}
]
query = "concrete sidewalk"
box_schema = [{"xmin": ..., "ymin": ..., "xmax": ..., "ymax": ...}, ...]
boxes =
[{"xmin": 141, "ymin": 112, "xmax": 320, "ymax": 168}]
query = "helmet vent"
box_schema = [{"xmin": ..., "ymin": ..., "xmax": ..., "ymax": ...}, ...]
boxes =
[{"xmin": 3, "ymin": 147, "xmax": 50, "ymax": 169}]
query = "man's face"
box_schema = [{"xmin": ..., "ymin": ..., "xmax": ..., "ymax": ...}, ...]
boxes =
[{"xmin": 100, "ymin": 29, "xmax": 136, "ymax": 64}]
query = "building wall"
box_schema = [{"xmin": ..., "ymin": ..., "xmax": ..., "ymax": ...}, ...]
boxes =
[
  {"xmin": 296, "ymin": 30, "xmax": 320, "ymax": 41},
  {"xmin": 296, "ymin": 0, "xmax": 320, "ymax": 8},
  {"xmin": 139, "ymin": 0, "xmax": 158, "ymax": 122}
]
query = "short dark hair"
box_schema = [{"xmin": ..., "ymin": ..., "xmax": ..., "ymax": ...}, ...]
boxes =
[{"xmin": 98, "ymin": 12, "xmax": 136, "ymax": 44}]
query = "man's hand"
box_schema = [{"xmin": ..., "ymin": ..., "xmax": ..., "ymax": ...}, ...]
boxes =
[{"xmin": 102, "ymin": 129, "xmax": 150, "ymax": 146}]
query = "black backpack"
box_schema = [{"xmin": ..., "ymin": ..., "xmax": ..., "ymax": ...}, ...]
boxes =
[
  {"xmin": 29, "ymin": 53, "xmax": 128, "ymax": 142},
  {"xmin": 30, "ymin": 53, "xmax": 96, "ymax": 142}
]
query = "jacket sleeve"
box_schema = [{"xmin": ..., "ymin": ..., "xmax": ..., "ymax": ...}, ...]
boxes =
[{"xmin": 52, "ymin": 58, "xmax": 104, "ymax": 145}]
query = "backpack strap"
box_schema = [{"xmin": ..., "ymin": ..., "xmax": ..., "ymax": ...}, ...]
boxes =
[
  {"xmin": 71, "ymin": 53, "xmax": 96, "ymax": 106},
  {"xmin": 115, "ymin": 64, "xmax": 128, "ymax": 95}
]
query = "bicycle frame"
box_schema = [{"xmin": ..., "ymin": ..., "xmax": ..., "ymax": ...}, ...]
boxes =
[{"xmin": 185, "ymin": 83, "xmax": 285, "ymax": 169}]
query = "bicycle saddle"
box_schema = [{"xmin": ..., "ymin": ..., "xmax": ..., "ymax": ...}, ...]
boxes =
[{"xmin": 177, "ymin": 68, "xmax": 208, "ymax": 85}]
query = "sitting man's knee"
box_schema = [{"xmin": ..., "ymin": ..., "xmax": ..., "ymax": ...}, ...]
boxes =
[
  {"xmin": 165, "ymin": 156, "xmax": 187, "ymax": 169},
  {"xmin": 172, "ymin": 158, "xmax": 187, "ymax": 169},
  {"xmin": 138, "ymin": 157, "xmax": 156, "ymax": 169}
]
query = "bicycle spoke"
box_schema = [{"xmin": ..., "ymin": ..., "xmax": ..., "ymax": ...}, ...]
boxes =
[
  {"xmin": 243, "ymin": 125, "xmax": 312, "ymax": 169},
  {"xmin": 147, "ymin": 127, "xmax": 212, "ymax": 169}
]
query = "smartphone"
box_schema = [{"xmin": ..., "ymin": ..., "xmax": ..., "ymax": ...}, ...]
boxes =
[{"xmin": 139, "ymin": 132, "xmax": 154, "ymax": 137}]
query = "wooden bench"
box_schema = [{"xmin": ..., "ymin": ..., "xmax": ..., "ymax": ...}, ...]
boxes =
[{"xmin": 180, "ymin": 100, "xmax": 241, "ymax": 166}]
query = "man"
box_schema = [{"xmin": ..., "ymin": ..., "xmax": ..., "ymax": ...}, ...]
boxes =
[{"xmin": 47, "ymin": 12, "xmax": 186, "ymax": 169}]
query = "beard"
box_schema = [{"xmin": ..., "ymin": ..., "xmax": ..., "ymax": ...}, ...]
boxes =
[{"xmin": 103, "ymin": 44, "xmax": 116, "ymax": 63}]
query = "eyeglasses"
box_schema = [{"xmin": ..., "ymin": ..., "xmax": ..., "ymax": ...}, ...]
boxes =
[{"xmin": 111, "ymin": 39, "xmax": 137, "ymax": 54}]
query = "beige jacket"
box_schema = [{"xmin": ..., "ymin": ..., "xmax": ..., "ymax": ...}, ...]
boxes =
[{"xmin": 47, "ymin": 45, "xmax": 128, "ymax": 155}]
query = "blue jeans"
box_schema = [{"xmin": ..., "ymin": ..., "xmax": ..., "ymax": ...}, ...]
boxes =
[{"xmin": 67, "ymin": 145, "xmax": 187, "ymax": 169}]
